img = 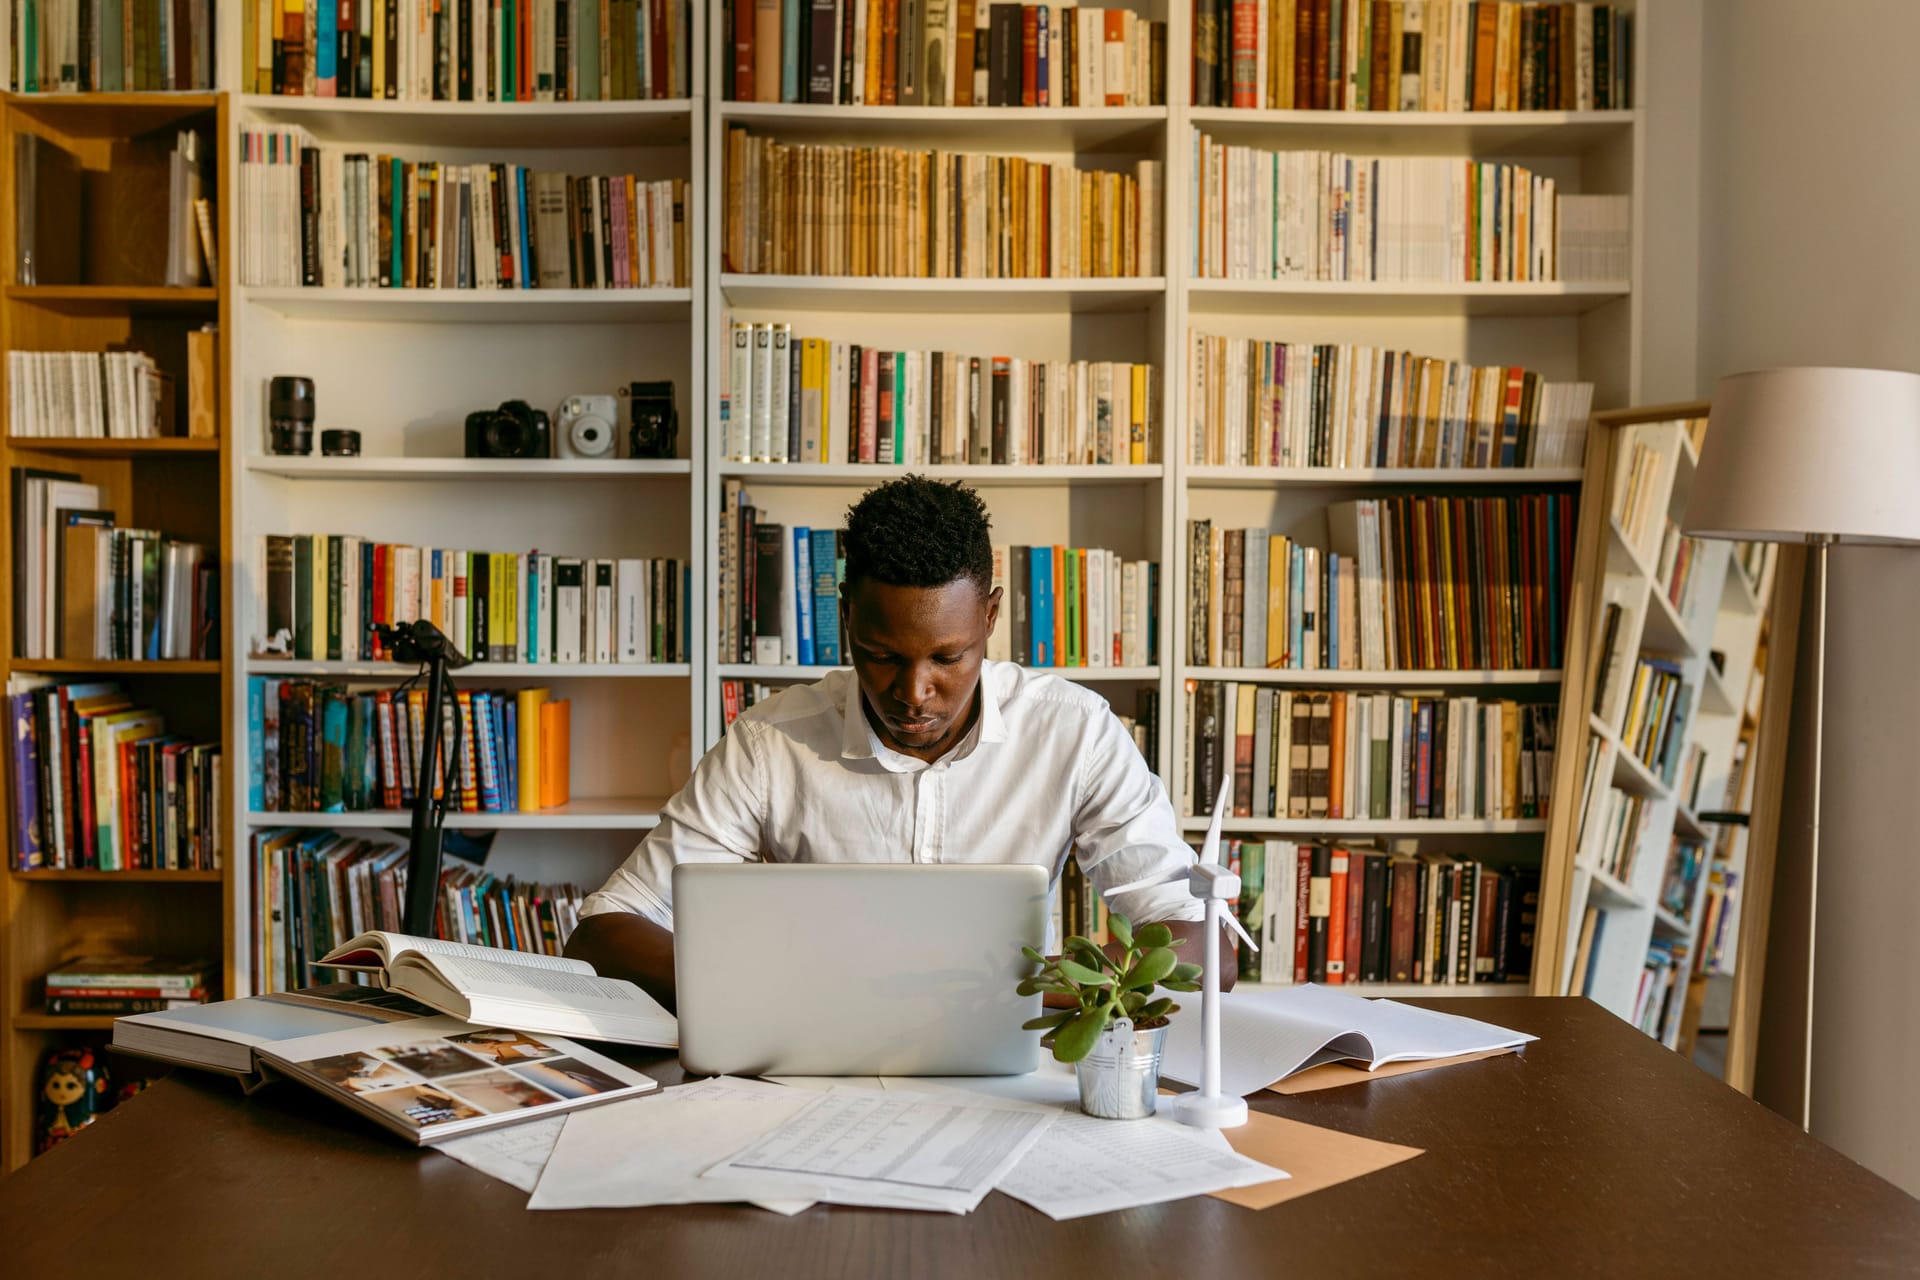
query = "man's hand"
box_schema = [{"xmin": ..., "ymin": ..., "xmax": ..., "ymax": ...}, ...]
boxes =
[
  {"xmin": 1038, "ymin": 918, "xmax": 1238, "ymax": 1009},
  {"xmin": 563, "ymin": 913, "xmax": 679, "ymax": 1012}
]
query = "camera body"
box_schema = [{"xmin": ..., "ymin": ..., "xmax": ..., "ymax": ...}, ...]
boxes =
[
  {"xmin": 465, "ymin": 400, "xmax": 551, "ymax": 459},
  {"xmin": 625, "ymin": 380, "xmax": 679, "ymax": 460},
  {"xmin": 556, "ymin": 395, "xmax": 620, "ymax": 460}
]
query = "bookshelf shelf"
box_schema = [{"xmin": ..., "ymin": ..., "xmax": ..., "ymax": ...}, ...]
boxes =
[
  {"xmin": 718, "ymin": 274, "xmax": 1167, "ymax": 314},
  {"xmin": 12, "ymin": 1013, "xmax": 119, "ymax": 1031},
  {"xmin": 1585, "ymin": 863, "xmax": 1648, "ymax": 911},
  {"xmin": 3, "ymin": 90, "xmax": 217, "ymax": 134},
  {"xmin": 245, "ymin": 801, "xmax": 666, "ymax": 830},
  {"xmin": 1238, "ymin": 979, "xmax": 1517, "ymax": 999},
  {"xmin": 1178, "ymin": 817, "xmax": 1550, "ymax": 836},
  {"xmin": 1179, "ymin": 667, "xmax": 1563, "ymax": 686},
  {"xmin": 1641, "ymin": 584, "xmax": 1696, "ymax": 657},
  {"xmin": 716, "ymin": 462, "xmax": 1163, "ymax": 486},
  {"xmin": 1184, "ymin": 107, "xmax": 1639, "ymax": 155},
  {"xmin": 717, "ymin": 101, "xmax": 1167, "ymax": 151},
  {"xmin": 235, "ymin": 95, "xmax": 697, "ymax": 147},
  {"xmin": 720, "ymin": 663, "xmax": 1161, "ymax": 682},
  {"xmin": 245, "ymin": 456, "xmax": 694, "ymax": 480},
  {"xmin": 1184, "ymin": 279, "xmax": 1630, "ymax": 318},
  {"xmin": 1184, "ymin": 465, "xmax": 1584, "ymax": 488},
  {"xmin": 10, "ymin": 659, "xmax": 221, "ymax": 675},
  {"xmin": 1591, "ymin": 713, "xmax": 1671, "ymax": 799},
  {"xmin": 5, "ymin": 285, "xmax": 218, "ymax": 312},
  {"xmin": 240, "ymin": 286, "xmax": 695, "ymax": 324},
  {"xmin": 244, "ymin": 660, "xmax": 692, "ymax": 679},
  {"xmin": 1653, "ymin": 904, "xmax": 1690, "ymax": 935},
  {"xmin": 7, "ymin": 869, "xmax": 223, "ymax": 883},
  {"xmin": 1607, "ymin": 516, "xmax": 1657, "ymax": 579},
  {"xmin": 1673, "ymin": 805, "xmax": 1709, "ymax": 841},
  {"xmin": 3, "ymin": 436, "xmax": 220, "ymax": 456},
  {"xmin": 1699, "ymin": 660, "xmax": 1736, "ymax": 715}
]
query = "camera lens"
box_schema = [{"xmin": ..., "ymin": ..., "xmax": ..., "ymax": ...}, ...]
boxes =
[
  {"xmin": 268, "ymin": 375, "xmax": 316, "ymax": 456},
  {"xmin": 484, "ymin": 417, "xmax": 523, "ymax": 457}
]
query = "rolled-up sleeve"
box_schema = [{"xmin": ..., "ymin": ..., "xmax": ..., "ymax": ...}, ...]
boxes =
[
  {"xmin": 1070, "ymin": 709, "xmax": 1202, "ymax": 926},
  {"xmin": 578, "ymin": 719, "xmax": 768, "ymax": 929}
]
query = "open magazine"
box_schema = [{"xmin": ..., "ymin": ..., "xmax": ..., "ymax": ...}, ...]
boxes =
[
  {"xmin": 318, "ymin": 931, "xmax": 678, "ymax": 1049},
  {"xmin": 1161, "ymin": 984, "xmax": 1536, "ymax": 1098}
]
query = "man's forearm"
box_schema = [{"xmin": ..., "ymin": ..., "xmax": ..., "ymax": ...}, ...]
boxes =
[{"xmin": 563, "ymin": 912, "xmax": 679, "ymax": 1012}]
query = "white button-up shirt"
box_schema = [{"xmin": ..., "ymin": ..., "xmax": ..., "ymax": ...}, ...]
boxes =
[{"xmin": 582, "ymin": 661, "xmax": 1201, "ymax": 929}]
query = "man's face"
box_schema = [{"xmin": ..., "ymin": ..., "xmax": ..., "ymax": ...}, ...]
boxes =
[{"xmin": 841, "ymin": 577, "xmax": 1002, "ymax": 761}]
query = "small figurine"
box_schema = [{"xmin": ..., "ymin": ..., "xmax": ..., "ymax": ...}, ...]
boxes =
[{"xmin": 36, "ymin": 1046, "xmax": 112, "ymax": 1154}]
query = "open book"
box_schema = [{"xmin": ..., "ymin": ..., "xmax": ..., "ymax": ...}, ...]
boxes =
[
  {"xmin": 318, "ymin": 932, "xmax": 678, "ymax": 1050},
  {"xmin": 1160, "ymin": 984, "xmax": 1536, "ymax": 1098},
  {"xmin": 114, "ymin": 983, "xmax": 437, "ymax": 1083}
]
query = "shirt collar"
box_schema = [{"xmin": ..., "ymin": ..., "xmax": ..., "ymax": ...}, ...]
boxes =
[{"xmin": 838, "ymin": 661, "xmax": 1009, "ymax": 768}]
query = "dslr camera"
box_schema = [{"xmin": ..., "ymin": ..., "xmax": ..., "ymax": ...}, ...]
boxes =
[
  {"xmin": 625, "ymin": 380, "xmax": 679, "ymax": 460},
  {"xmin": 556, "ymin": 395, "xmax": 620, "ymax": 460},
  {"xmin": 465, "ymin": 400, "xmax": 551, "ymax": 459}
]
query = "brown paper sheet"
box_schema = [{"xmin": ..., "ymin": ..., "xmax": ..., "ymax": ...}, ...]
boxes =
[
  {"xmin": 1209, "ymin": 1110, "xmax": 1424, "ymax": 1210},
  {"xmin": 1265, "ymin": 1046, "xmax": 1517, "ymax": 1095}
]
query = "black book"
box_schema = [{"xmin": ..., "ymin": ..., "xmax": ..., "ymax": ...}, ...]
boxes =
[
  {"xmin": 598, "ymin": 175, "xmax": 615, "ymax": 287},
  {"xmin": 786, "ymin": 336, "xmax": 803, "ymax": 462},
  {"xmin": 359, "ymin": 541, "xmax": 376, "ymax": 658},
  {"xmin": 292, "ymin": 537, "xmax": 314, "ymax": 661},
  {"xmin": 1506, "ymin": 868, "xmax": 1540, "ymax": 980},
  {"xmin": 1361, "ymin": 852, "xmax": 1388, "ymax": 983},
  {"xmin": 469, "ymin": 551, "xmax": 490, "ymax": 661},
  {"xmin": 989, "ymin": 358, "xmax": 1010, "ymax": 464},
  {"xmin": 738, "ymin": 502, "xmax": 756, "ymax": 660},
  {"xmin": 1147, "ymin": 562, "xmax": 1160, "ymax": 666},
  {"xmin": 837, "ymin": 0, "xmax": 859, "ymax": 103},
  {"xmin": 1194, "ymin": 0, "xmax": 1218, "ymax": 107},
  {"xmin": 325, "ymin": 537, "xmax": 343, "ymax": 661},
  {"xmin": 808, "ymin": 0, "xmax": 837, "ymax": 102},
  {"xmin": 1135, "ymin": 688, "xmax": 1159, "ymax": 774},
  {"xmin": 1009, "ymin": 545, "xmax": 1030, "ymax": 666},
  {"xmin": 383, "ymin": 0, "xmax": 399, "ymax": 97},
  {"xmin": 986, "ymin": 4, "xmax": 1021, "ymax": 106},
  {"xmin": 300, "ymin": 147, "xmax": 321, "ymax": 286},
  {"xmin": 1410, "ymin": 858, "xmax": 1429, "ymax": 983},
  {"xmin": 1194, "ymin": 680, "xmax": 1221, "ymax": 813},
  {"xmin": 1457, "ymin": 862, "xmax": 1479, "ymax": 986},
  {"xmin": 968, "ymin": 357, "xmax": 987, "ymax": 464},
  {"xmin": 1307, "ymin": 845, "xmax": 1331, "ymax": 984},
  {"xmin": 456, "ymin": 0, "xmax": 471, "ymax": 98},
  {"xmin": 1591, "ymin": 601, "xmax": 1623, "ymax": 716},
  {"xmin": 752, "ymin": 523, "xmax": 784, "ymax": 656},
  {"xmin": 1491, "ymin": 873, "xmax": 1513, "ymax": 982},
  {"xmin": 846, "ymin": 344, "xmax": 864, "ymax": 463}
]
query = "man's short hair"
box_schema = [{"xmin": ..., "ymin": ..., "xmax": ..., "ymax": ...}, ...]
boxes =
[{"xmin": 843, "ymin": 475, "xmax": 994, "ymax": 595}]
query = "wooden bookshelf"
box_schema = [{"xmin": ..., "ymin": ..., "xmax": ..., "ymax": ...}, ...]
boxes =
[{"xmin": 0, "ymin": 90, "xmax": 232, "ymax": 1172}]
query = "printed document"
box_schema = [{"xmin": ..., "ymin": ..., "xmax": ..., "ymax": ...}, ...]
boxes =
[{"xmin": 996, "ymin": 1109, "xmax": 1288, "ymax": 1220}]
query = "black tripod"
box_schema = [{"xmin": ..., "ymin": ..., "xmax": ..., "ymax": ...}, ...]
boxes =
[{"xmin": 369, "ymin": 620, "xmax": 473, "ymax": 937}]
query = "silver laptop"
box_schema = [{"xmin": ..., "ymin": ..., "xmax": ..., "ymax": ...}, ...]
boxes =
[{"xmin": 672, "ymin": 863, "xmax": 1050, "ymax": 1077}]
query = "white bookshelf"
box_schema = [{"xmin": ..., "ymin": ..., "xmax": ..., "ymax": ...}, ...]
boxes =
[{"xmin": 219, "ymin": 12, "xmax": 709, "ymax": 994}]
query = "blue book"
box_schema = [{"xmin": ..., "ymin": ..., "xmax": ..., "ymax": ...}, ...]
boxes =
[
  {"xmin": 1035, "ymin": 4, "xmax": 1049, "ymax": 102},
  {"xmin": 316, "ymin": 0, "xmax": 337, "ymax": 90},
  {"xmin": 1030, "ymin": 549, "xmax": 1053, "ymax": 667},
  {"xmin": 781, "ymin": 0, "xmax": 802, "ymax": 101},
  {"xmin": 794, "ymin": 527, "xmax": 815, "ymax": 665},
  {"xmin": 810, "ymin": 529, "xmax": 841, "ymax": 665},
  {"xmin": 516, "ymin": 167, "xmax": 534, "ymax": 288},
  {"xmin": 502, "ymin": 697, "xmax": 517, "ymax": 811},
  {"xmin": 1326, "ymin": 552, "xmax": 1339, "ymax": 668},
  {"xmin": 9, "ymin": 689, "xmax": 42, "ymax": 869},
  {"xmin": 247, "ymin": 678, "xmax": 265, "ymax": 812},
  {"xmin": 320, "ymin": 694, "xmax": 348, "ymax": 813}
]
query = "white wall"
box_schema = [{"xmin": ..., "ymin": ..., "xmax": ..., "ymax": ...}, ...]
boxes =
[{"xmin": 1694, "ymin": 0, "xmax": 1920, "ymax": 1196}]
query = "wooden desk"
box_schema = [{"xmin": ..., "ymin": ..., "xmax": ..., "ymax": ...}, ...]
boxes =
[{"xmin": 3, "ymin": 998, "xmax": 1916, "ymax": 1276}]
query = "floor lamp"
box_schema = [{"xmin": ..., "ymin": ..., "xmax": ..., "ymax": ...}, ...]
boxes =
[{"xmin": 1683, "ymin": 367, "xmax": 1920, "ymax": 1132}]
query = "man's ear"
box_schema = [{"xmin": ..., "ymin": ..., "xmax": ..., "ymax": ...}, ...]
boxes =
[{"xmin": 984, "ymin": 584, "xmax": 1003, "ymax": 641}]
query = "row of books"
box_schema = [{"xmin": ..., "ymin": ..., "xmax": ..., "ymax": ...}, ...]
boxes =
[
  {"xmin": 987, "ymin": 545, "xmax": 1160, "ymax": 668},
  {"xmin": 6, "ymin": 0, "xmax": 213, "ymax": 90},
  {"xmin": 250, "ymin": 831, "xmax": 588, "ymax": 993},
  {"xmin": 1655, "ymin": 520, "xmax": 1701, "ymax": 618},
  {"xmin": 1185, "ymin": 495, "xmax": 1577, "ymax": 672},
  {"xmin": 721, "ymin": 321, "xmax": 1160, "ymax": 466},
  {"xmin": 249, "ymin": 679, "xmax": 572, "ymax": 814},
  {"xmin": 241, "ymin": 0, "xmax": 691, "ymax": 99},
  {"xmin": 1660, "ymin": 835, "xmax": 1706, "ymax": 921},
  {"xmin": 1190, "ymin": 0, "xmax": 1632, "ymax": 112},
  {"xmin": 1192, "ymin": 139, "xmax": 1626, "ymax": 284},
  {"xmin": 726, "ymin": 0, "xmax": 1166, "ymax": 107},
  {"xmin": 1228, "ymin": 841, "xmax": 1539, "ymax": 986},
  {"xmin": 42, "ymin": 956, "xmax": 213, "ymax": 1016},
  {"xmin": 1636, "ymin": 937, "xmax": 1686, "ymax": 1040},
  {"xmin": 1183, "ymin": 683, "xmax": 1556, "ymax": 822},
  {"xmin": 257, "ymin": 535, "xmax": 691, "ymax": 666},
  {"xmin": 240, "ymin": 131, "xmax": 691, "ymax": 289},
  {"xmin": 716, "ymin": 501, "xmax": 844, "ymax": 665},
  {"xmin": 7, "ymin": 351, "xmax": 170, "ymax": 440},
  {"xmin": 6, "ymin": 677, "xmax": 222, "ymax": 872},
  {"xmin": 1581, "ymin": 784, "xmax": 1645, "ymax": 882},
  {"xmin": 723, "ymin": 128, "xmax": 1162, "ymax": 278},
  {"xmin": 1611, "ymin": 427, "xmax": 1669, "ymax": 566},
  {"xmin": 12, "ymin": 469, "xmax": 216, "ymax": 662},
  {"xmin": 1618, "ymin": 656, "xmax": 1687, "ymax": 781},
  {"xmin": 1186, "ymin": 335, "xmax": 1593, "ymax": 470},
  {"xmin": 1693, "ymin": 863, "xmax": 1739, "ymax": 977}
]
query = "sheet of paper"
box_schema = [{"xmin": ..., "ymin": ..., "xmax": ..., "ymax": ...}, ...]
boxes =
[
  {"xmin": 437, "ymin": 1117, "xmax": 566, "ymax": 1193},
  {"xmin": 875, "ymin": 1055, "xmax": 1080, "ymax": 1108},
  {"xmin": 1266, "ymin": 1047, "xmax": 1517, "ymax": 1095},
  {"xmin": 529, "ymin": 1077, "xmax": 823, "ymax": 1214},
  {"xmin": 704, "ymin": 1086, "xmax": 1057, "ymax": 1215},
  {"xmin": 995, "ymin": 1109, "xmax": 1288, "ymax": 1221},
  {"xmin": 1162, "ymin": 985, "xmax": 1535, "ymax": 1097},
  {"xmin": 1208, "ymin": 1108, "xmax": 1423, "ymax": 1210},
  {"xmin": 762, "ymin": 1075, "xmax": 884, "ymax": 1093}
]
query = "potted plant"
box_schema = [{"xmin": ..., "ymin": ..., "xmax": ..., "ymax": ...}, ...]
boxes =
[{"xmin": 1017, "ymin": 915, "xmax": 1203, "ymax": 1120}]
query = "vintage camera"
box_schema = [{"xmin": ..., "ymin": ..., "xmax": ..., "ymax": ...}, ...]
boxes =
[
  {"xmin": 556, "ymin": 394, "xmax": 620, "ymax": 460},
  {"xmin": 465, "ymin": 400, "xmax": 551, "ymax": 459},
  {"xmin": 625, "ymin": 381, "xmax": 679, "ymax": 460}
]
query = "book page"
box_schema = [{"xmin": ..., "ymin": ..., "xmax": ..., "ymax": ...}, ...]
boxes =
[
  {"xmin": 403, "ymin": 953, "xmax": 677, "ymax": 1039},
  {"xmin": 321, "ymin": 930, "xmax": 593, "ymax": 975}
]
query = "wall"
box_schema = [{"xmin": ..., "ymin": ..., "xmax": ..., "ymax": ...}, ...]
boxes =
[{"xmin": 1694, "ymin": 0, "xmax": 1920, "ymax": 1197}]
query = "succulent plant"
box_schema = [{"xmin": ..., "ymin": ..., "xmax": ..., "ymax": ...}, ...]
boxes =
[{"xmin": 1015, "ymin": 914, "xmax": 1203, "ymax": 1063}]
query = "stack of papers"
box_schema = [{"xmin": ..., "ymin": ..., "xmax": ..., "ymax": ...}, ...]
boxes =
[{"xmin": 1161, "ymin": 984, "xmax": 1536, "ymax": 1098}]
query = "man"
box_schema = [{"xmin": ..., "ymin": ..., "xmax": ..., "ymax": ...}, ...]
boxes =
[{"xmin": 566, "ymin": 475, "xmax": 1231, "ymax": 1010}]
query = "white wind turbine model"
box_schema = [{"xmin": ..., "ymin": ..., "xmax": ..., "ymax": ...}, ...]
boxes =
[{"xmin": 1172, "ymin": 777, "xmax": 1254, "ymax": 1130}]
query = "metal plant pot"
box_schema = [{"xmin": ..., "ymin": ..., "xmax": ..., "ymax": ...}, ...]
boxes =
[{"xmin": 1074, "ymin": 1018, "xmax": 1167, "ymax": 1120}]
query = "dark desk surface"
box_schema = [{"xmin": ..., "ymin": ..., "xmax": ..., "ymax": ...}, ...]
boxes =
[{"xmin": 4, "ymin": 998, "xmax": 1917, "ymax": 1277}]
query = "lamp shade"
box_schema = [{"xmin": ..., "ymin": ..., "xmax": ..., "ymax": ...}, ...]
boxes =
[{"xmin": 1685, "ymin": 367, "xmax": 1920, "ymax": 545}]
